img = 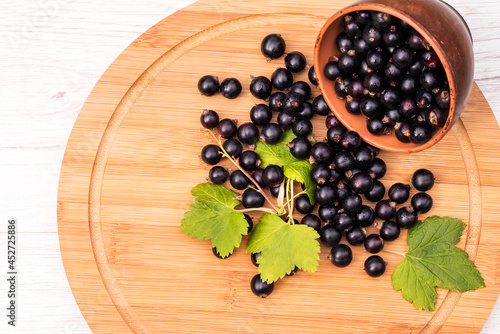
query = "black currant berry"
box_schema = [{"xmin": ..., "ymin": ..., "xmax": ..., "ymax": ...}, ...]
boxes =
[
  {"xmin": 409, "ymin": 123, "xmax": 433, "ymax": 144},
  {"xmin": 271, "ymin": 67, "xmax": 294, "ymax": 91},
  {"xmin": 198, "ymin": 75, "xmax": 219, "ymax": 96},
  {"xmin": 388, "ymin": 183, "xmax": 411, "ymax": 204},
  {"xmin": 364, "ymin": 255, "xmax": 386, "ymax": 277},
  {"xmin": 363, "ymin": 24, "xmax": 383, "ymax": 47},
  {"xmin": 327, "ymin": 125, "xmax": 346, "ymax": 146},
  {"xmin": 354, "ymin": 37, "xmax": 370, "ymax": 56},
  {"xmin": 346, "ymin": 225, "xmax": 366, "ymax": 246},
  {"xmin": 277, "ymin": 111, "xmax": 294, "ymax": 130},
  {"xmin": 411, "ymin": 192, "xmax": 433, "ymax": 213},
  {"xmin": 261, "ymin": 34, "xmax": 286, "ymax": 60},
  {"xmin": 297, "ymin": 102, "xmax": 314, "ymax": 120},
  {"xmin": 209, "ymin": 166, "xmax": 228, "ymax": 184},
  {"xmin": 223, "ymin": 138, "xmax": 243, "ymax": 159},
  {"xmin": 301, "ymin": 214, "xmax": 322, "ymax": 232},
  {"xmin": 242, "ymin": 188, "xmax": 265, "ymax": 208},
  {"xmin": 245, "ymin": 214, "xmax": 253, "ymax": 233},
  {"xmin": 269, "ymin": 92, "xmax": 285, "ymax": 112},
  {"xmin": 360, "ymin": 96, "xmax": 382, "ymax": 118},
  {"xmin": 408, "ymin": 59, "xmax": 424, "ymax": 76},
  {"xmin": 380, "ymin": 87, "xmax": 401, "ymax": 109},
  {"xmin": 364, "ymin": 72, "xmax": 387, "ymax": 94},
  {"xmin": 311, "ymin": 164, "xmax": 331, "ymax": 185},
  {"xmin": 399, "ymin": 76, "xmax": 420, "ymax": 96},
  {"xmin": 229, "ymin": 170, "xmax": 249, "ymax": 190},
  {"xmin": 384, "ymin": 108, "xmax": 403, "ymax": 125},
  {"xmin": 292, "ymin": 119, "xmax": 313, "ymax": 138},
  {"xmin": 341, "ymin": 131, "xmax": 362, "ymax": 152},
  {"xmin": 339, "ymin": 50, "xmax": 358, "ymax": 74},
  {"xmin": 411, "ymin": 169, "xmax": 435, "ymax": 191},
  {"xmin": 318, "ymin": 204, "xmax": 338, "ymax": 223},
  {"xmin": 217, "ymin": 119, "xmax": 238, "ymax": 139},
  {"xmin": 308, "ymin": 66, "xmax": 318, "ymax": 86},
  {"xmin": 384, "ymin": 62, "xmax": 404, "ymax": 83},
  {"xmin": 212, "ymin": 247, "xmax": 230, "ymax": 259},
  {"xmin": 201, "ymin": 144, "xmax": 222, "ymax": 165},
  {"xmin": 435, "ymin": 89, "xmax": 450, "ymax": 109},
  {"xmin": 354, "ymin": 146, "xmax": 374, "ymax": 169},
  {"xmin": 290, "ymin": 81, "xmax": 312, "ymax": 99},
  {"xmin": 285, "ymin": 51, "xmax": 307, "ymax": 73},
  {"xmin": 261, "ymin": 123, "xmax": 283, "ymax": 144},
  {"xmin": 383, "ymin": 25, "xmax": 402, "ymax": 46},
  {"xmin": 251, "ymin": 169, "xmax": 266, "ymax": 188},
  {"xmin": 392, "ymin": 46, "xmax": 415, "ymax": 69},
  {"xmin": 250, "ymin": 76, "xmax": 272, "ymax": 100},
  {"xmin": 314, "ymin": 183, "xmax": 337, "ymax": 206},
  {"xmin": 350, "ymin": 172, "xmax": 374, "ymax": 194},
  {"xmin": 263, "ymin": 164, "xmax": 284, "ymax": 187},
  {"xmin": 356, "ymin": 205, "xmax": 376, "ymax": 227},
  {"xmin": 399, "ymin": 97, "xmax": 417, "ymax": 118},
  {"xmin": 341, "ymin": 193, "xmax": 363, "ymax": 214},
  {"xmin": 283, "ymin": 92, "xmax": 305, "ymax": 116},
  {"xmin": 288, "ymin": 137, "xmax": 311, "ymax": 160},
  {"xmin": 416, "ymin": 90, "xmax": 434, "ymax": 109},
  {"xmin": 344, "ymin": 168, "xmax": 362, "ymax": 184},
  {"xmin": 269, "ymin": 185, "xmax": 280, "ymax": 198},
  {"xmin": 407, "ymin": 30, "xmax": 428, "ymax": 50},
  {"xmin": 238, "ymin": 122, "xmax": 260, "ymax": 145},
  {"xmin": 355, "ymin": 11, "xmax": 371, "ymax": 25},
  {"xmin": 375, "ymin": 200, "xmax": 397, "ymax": 220},
  {"xmin": 379, "ymin": 220, "xmax": 400, "ymax": 241},
  {"xmin": 364, "ymin": 234, "xmax": 384, "ymax": 253},
  {"xmin": 336, "ymin": 182, "xmax": 352, "ymax": 202},
  {"xmin": 333, "ymin": 150, "xmax": 355, "ymax": 172},
  {"xmin": 396, "ymin": 206, "xmax": 418, "ymax": 229},
  {"xmin": 220, "ymin": 78, "xmax": 242, "ymax": 99},
  {"xmin": 329, "ymin": 244, "xmax": 353, "ymax": 267},
  {"xmin": 239, "ymin": 150, "xmax": 261, "ymax": 171},
  {"xmin": 425, "ymin": 105, "xmax": 448, "ymax": 129},
  {"xmin": 200, "ymin": 109, "xmax": 219, "ymax": 129},
  {"xmin": 367, "ymin": 158, "xmax": 387, "ymax": 179},
  {"xmin": 334, "ymin": 76, "xmax": 351, "ymax": 99},
  {"xmin": 312, "ymin": 95, "xmax": 331, "ymax": 116},
  {"xmin": 372, "ymin": 11, "xmax": 392, "ymax": 28},
  {"xmin": 324, "ymin": 60, "xmax": 341, "ymax": 81},
  {"xmin": 250, "ymin": 274, "xmax": 274, "ymax": 298},
  {"xmin": 345, "ymin": 96, "xmax": 361, "ymax": 115},
  {"xmin": 364, "ymin": 179, "xmax": 385, "ymax": 202},
  {"xmin": 346, "ymin": 78, "xmax": 365, "ymax": 99},
  {"xmin": 344, "ymin": 14, "xmax": 362, "ymax": 37},
  {"xmin": 395, "ymin": 121, "xmax": 411, "ymax": 143},
  {"xmin": 310, "ymin": 142, "xmax": 334, "ymax": 165},
  {"xmin": 251, "ymin": 252, "xmax": 261, "ymax": 267},
  {"xmin": 296, "ymin": 194, "xmax": 315, "ymax": 214},
  {"xmin": 336, "ymin": 32, "xmax": 354, "ymax": 53},
  {"xmin": 367, "ymin": 118, "xmax": 390, "ymax": 136},
  {"xmin": 250, "ymin": 104, "xmax": 273, "ymax": 126},
  {"xmin": 366, "ymin": 47, "xmax": 387, "ymax": 71},
  {"xmin": 421, "ymin": 49, "xmax": 440, "ymax": 68},
  {"xmin": 320, "ymin": 224, "xmax": 342, "ymax": 247},
  {"xmin": 420, "ymin": 69, "xmax": 443, "ymax": 92}
]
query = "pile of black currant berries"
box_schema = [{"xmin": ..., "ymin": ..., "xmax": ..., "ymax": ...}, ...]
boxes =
[
  {"xmin": 197, "ymin": 33, "xmax": 436, "ymax": 298},
  {"xmin": 324, "ymin": 10, "xmax": 450, "ymax": 144}
]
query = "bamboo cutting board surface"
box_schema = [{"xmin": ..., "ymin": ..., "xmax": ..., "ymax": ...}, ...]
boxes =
[{"xmin": 57, "ymin": 0, "xmax": 500, "ymax": 333}]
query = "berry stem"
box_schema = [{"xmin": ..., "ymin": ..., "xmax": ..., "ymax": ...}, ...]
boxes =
[
  {"xmin": 383, "ymin": 249, "xmax": 406, "ymax": 257},
  {"xmin": 236, "ymin": 208, "xmax": 277, "ymax": 214},
  {"xmin": 277, "ymin": 181, "xmax": 285, "ymax": 208},
  {"xmin": 206, "ymin": 129, "xmax": 281, "ymax": 214},
  {"xmin": 281, "ymin": 190, "xmax": 307, "ymax": 209}
]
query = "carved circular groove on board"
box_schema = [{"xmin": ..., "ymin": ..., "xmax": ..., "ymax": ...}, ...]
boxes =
[{"xmin": 87, "ymin": 13, "xmax": 482, "ymax": 334}]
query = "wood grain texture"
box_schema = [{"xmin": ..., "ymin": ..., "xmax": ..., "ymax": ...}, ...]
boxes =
[
  {"xmin": 2, "ymin": 0, "xmax": 500, "ymax": 333},
  {"xmin": 57, "ymin": 0, "xmax": 500, "ymax": 333}
]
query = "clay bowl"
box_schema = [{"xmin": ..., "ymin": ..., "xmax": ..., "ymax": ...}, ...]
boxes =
[{"xmin": 314, "ymin": 0, "xmax": 474, "ymax": 153}]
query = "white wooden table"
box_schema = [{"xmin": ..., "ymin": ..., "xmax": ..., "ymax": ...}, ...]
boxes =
[{"xmin": 1, "ymin": 0, "xmax": 499, "ymax": 332}]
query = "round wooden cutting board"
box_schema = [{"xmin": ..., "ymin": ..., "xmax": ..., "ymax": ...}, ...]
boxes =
[{"xmin": 57, "ymin": 0, "xmax": 500, "ymax": 333}]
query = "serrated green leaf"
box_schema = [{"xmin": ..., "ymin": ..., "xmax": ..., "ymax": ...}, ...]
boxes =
[
  {"xmin": 255, "ymin": 130, "xmax": 315, "ymax": 203},
  {"xmin": 180, "ymin": 183, "xmax": 248, "ymax": 258},
  {"xmin": 392, "ymin": 216, "xmax": 485, "ymax": 311},
  {"xmin": 246, "ymin": 213, "xmax": 320, "ymax": 283}
]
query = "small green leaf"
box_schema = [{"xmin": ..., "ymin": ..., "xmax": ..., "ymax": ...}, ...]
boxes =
[
  {"xmin": 391, "ymin": 216, "xmax": 485, "ymax": 311},
  {"xmin": 255, "ymin": 130, "xmax": 315, "ymax": 203},
  {"xmin": 180, "ymin": 183, "xmax": 248, "ymax": 258},
  {"xmin": 246, "ymin": 214, "xmax": 320, "ymax": 283}
]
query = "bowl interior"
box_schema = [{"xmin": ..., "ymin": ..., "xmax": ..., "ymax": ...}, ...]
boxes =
[{"xmin": 314, "ymin": 6, "xmax": 453, "ymax": 153}]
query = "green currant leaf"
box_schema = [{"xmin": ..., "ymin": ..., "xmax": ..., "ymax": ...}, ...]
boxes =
[
  {"xmin": 180, "ymin": 183, "xmax": 248, "ymax": 258},
  {"xmin": 391, "ymin": 216, "xmax": 485, "ymax": 311},
  {"xmin": 246, "ymin": 213, "xmax": 320, "ymax": 283},
  {"xmin": 255, "ymin": 129, "xmax": 315, "ymax": 203}
]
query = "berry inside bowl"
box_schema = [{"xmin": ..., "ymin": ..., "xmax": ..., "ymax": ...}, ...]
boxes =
[{"xmin": 314, "ymin": 0, "xmax": 474, "ymax": 153}]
